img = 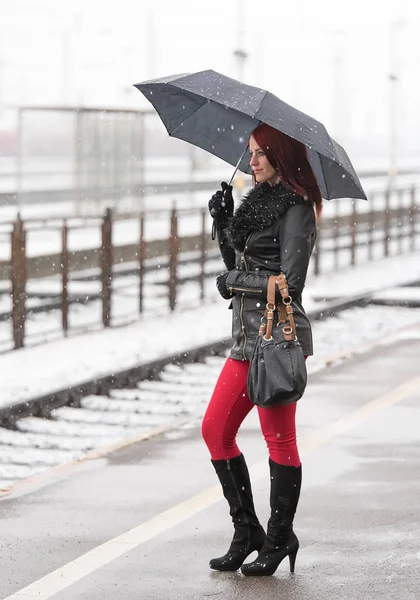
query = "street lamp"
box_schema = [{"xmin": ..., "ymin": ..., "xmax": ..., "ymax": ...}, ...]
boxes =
[{"xmin": 388, "ymin": 19, "xmax": 405, "ymax": 192}]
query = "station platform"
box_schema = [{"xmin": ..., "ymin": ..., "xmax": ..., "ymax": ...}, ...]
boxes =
[{"xmin": 1, "ymin": 330, "xmax": 419, "ymax": 599}]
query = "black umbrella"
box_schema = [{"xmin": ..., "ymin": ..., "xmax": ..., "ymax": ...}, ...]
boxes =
[{"xmin": 134, "ymin": 69, "xmax": 366, "ymax": 201}]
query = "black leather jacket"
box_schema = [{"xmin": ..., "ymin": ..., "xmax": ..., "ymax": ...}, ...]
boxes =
[{"xmin": 217, "ymin": 182, "xmax": 316, "ymax": 361}]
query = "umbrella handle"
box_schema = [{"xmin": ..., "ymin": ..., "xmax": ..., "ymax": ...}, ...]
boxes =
[
  {"xmin": 212, "ymin": 219, "xmax": 217, "ymax": 241},
  {"xmin": 211, "ymin": 144, "xmax": 248, "ymax": 241}
]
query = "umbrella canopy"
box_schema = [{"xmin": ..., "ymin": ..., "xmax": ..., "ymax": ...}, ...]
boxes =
[{"xmin": 134, "ymin": 69, "xmax": 366, "ymax": 201}]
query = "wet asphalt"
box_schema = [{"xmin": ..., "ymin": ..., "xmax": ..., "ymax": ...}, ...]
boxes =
[{"xmin": 0, "ymin": 336, "xmax": 420, "ymax": 600}]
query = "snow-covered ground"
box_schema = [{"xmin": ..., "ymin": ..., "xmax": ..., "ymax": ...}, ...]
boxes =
[
  {"xmin": 3, "ymin": 298, "xmax": 420, "ymax": 494},
  {"xmin": 0, "ymin": 159, "xmax": 419, "ymax": 403},
  {"xmin": 1, "ymin": 247, "xmax": 420, "ymax": 493},
  {"xmin": 1, "ymin": 249, "xmax": 420, "ymax": 411}
]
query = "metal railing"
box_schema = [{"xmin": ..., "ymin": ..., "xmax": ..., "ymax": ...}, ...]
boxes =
[{"xmin": 5, "ymin": 184, "xmax": 419, "ymax": 351}]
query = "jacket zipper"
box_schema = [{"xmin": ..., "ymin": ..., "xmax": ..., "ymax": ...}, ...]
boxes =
[
  {"xmin": 229, "ymin": 286, "xmax": 263, "ymax": 294},
  {"xmin": 240, "ymin": 237, "xmax": 251, "ymax": 361},
  {"xmin": 240, "ymin": 296, "xmax": 246, "ymax": 360}
]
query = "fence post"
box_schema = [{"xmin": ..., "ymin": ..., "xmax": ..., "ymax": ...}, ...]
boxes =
[
  {"xmin": 168, "ymin": 206, "xmax": 178, "ymax": 311},
  {"xmin": 397, "ymin": 189, "xmax": 404, "ymax": 254},
  {"xmin": 11, "ymin": 216, "xmax": 26, "ymax": 349},
  {"xmin": 368, "ymin": 193, "xmax": 375, "ymax": 261},
  {"xmin": 333, "ymin": 201, "xmax": 340, "ymax": 270},
  {"xmin": 410, "ymin": 186, "xmax": 416, "ymax": 251},
  {"xmin": 61, "ymin": 220, "xmax": 69, "ymax": 335},
  {"xmin": 199, "ymin": 209, "xmax": 206, "ymax": 301},
  {"xmin": 351, "ymin": 200, "xmax": 357, "ymax": 266},
  {"xmin": 384, "ymin": 189, "xmax": 390, "ymax": 257},
  {"xmin": 139, "ymin": 212, "xmax": 145, "ymax": 314},
  {"xmin": 101, "ymin": 208, "xmax": 113, "ymax": 327}
]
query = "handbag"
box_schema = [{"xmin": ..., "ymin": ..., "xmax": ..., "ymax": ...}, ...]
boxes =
[{"xmin": 247, "ymin": 273, "xmax": 307, "ymax": 408}]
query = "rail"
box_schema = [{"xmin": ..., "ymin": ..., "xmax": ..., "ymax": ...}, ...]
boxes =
[
  {"xmin": 1, "ymin": 184, "xmax": 419, "ymax": 351},
  {"xmin": 0, "ymin": 289, "xmax": 400, "ymax": 428}
]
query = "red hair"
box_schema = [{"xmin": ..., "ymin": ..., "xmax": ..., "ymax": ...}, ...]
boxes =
[{"xmin": 250, "ymin": 123, "xmax": 322, "ymax": 220}]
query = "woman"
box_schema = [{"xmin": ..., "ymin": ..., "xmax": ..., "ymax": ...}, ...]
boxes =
[{"xmin": 201, "ymin": 122, "xmax": 321, "ymax": 576}]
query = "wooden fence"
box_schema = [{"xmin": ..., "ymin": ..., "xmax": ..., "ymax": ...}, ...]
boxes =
[{"xmin": 7, "ymin": 184, "xmax": 419, "ymax": 351}]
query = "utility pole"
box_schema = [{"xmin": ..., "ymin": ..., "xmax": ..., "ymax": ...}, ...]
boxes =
[
  {"xmin": 146, "ymin": 9, "xmax": 157, "ymax": 79},
  {"xmin": 233, "ymin": 0, "xmax": 247, "ymax": 82},
  {"xmin": 0, "ymin": 54, "xmax": 3, "ymax": 122},
  {"xmin": 388, "ymin": 20, "xmax": 405, "ymax": 192},
  {"xmin": 332, "ymin": 30, "xmax": 345, "ymax": 144},
  {"xmin": 61, "ymin": 12, "xmax": 83, "ymax": 106},
  {"xmin": 233, "ymin": 0, "xmax": 248, "ymax": 191},
  {"xmin": 61, "ymin": 24, "xmax": 73, "ymax": 105}
]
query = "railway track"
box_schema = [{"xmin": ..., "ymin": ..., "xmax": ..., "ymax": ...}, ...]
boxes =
[{"xmin": 1, "ymin": 288, "xmax": 420, "ymax": 495}]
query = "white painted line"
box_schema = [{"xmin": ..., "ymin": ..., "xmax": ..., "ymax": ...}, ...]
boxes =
[
  {"xmin": 2, "ymin": 486, "xmax": 223, "ymax": 600},
  {"xmin": 3, "ymin": 375, "xmax": 420, "ymax": 600}
]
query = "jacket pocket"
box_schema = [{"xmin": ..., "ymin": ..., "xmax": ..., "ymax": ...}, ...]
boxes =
[
  {"xmin": 243, "ymin": 297, "xmax": 266, "ymax": 312},
  {"xmin": 243, "ymin": 298, "xmax": 265, "ymax": 339}
]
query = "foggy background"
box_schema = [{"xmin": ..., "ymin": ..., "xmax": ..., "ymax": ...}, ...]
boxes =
[{"xmin": 0, "ymin": 0, "xmax": 419, "ymax": 169}]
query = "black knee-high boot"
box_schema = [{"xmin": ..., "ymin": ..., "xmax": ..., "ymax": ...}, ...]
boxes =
[
  {"xmin": 210, "ymin": 453, "xmax": 266, "ymax": 571},
  {"xmin": 241, "ymin": 459, "xmax": 301, "ymax": 576}
]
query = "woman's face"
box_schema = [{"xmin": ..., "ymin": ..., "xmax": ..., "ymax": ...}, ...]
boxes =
[{"xmin": 249, "ymin": 135, "xmax": 279, "ymax": 185}]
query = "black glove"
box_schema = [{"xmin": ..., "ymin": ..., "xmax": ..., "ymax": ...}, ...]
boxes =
[
  {"xmin": 208, "ymin": 182, "xmax": 234, "ymax": 222},
  {"xmin": 216, "ymin": 271, "xmax": 233, "ymax": 300}
]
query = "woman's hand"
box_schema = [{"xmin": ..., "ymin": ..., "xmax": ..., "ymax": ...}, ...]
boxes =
[
  {"xmin": 208, "ymin": 182, "xmax": 234, "ymax": 221},
  {"xmin": 216, "ymin": 271, "xmax": 234, "ymax": 299}
]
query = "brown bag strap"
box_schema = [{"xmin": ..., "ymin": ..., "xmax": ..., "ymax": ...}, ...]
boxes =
[
  {"xmin": 259, "ymin": 273, "xmax": 297, "ymax": 342},
  {"xmin": 258, "ymin": 275, "xmax": 275, "ymax": 338},
  {"xmin": 276, "ymin": 273, "xmax": 288, "ymax": 324}
]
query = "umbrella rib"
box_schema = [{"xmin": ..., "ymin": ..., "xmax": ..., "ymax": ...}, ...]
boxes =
[
  {"xmin": 323, "ymin": 167, "xmax": 332, "ymax": 200},
  {"xmin": 254, "ymin": 90, "xmax": 269, "ymax": 116},
  {"xmin": 170, "ymin": 99, "xmax": 208, "ymax": 137},
  {"xmin": 170, "ymin": 90, "xmax": 264, "ymax": 138},
  {"xmin": 318, "ymin": 155, "xmax": 332, "ymax": 199}
]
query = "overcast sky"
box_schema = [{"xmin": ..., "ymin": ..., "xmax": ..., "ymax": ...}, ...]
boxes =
[{"xmin": 0, "ymin": 0, "xmax": 419, "ymax": 156}]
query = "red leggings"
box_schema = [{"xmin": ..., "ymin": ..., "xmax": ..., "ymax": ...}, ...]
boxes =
[{"xmin": 201, "ymin": 357, "xmax": 301, "ymax": 467}]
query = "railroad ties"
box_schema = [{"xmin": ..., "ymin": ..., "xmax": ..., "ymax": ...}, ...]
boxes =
[{"xmin": 0, "ymin": 355, "xmax": 226, "ymax": 493}]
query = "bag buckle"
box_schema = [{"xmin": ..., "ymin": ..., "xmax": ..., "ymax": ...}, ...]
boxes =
[{"xmin": 283, "ymin": 325, "xmax": 296, "ymax": 341}]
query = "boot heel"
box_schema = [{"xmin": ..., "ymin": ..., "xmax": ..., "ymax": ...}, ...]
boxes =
[{"xmin": 288, "ymin": 547, "xmax": 298, "ymax": 573}]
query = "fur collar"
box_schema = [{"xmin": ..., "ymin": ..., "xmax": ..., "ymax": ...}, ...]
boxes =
[{"xmin": 226, "ymin": 181, "xmax": 307, "ymax": 251}]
